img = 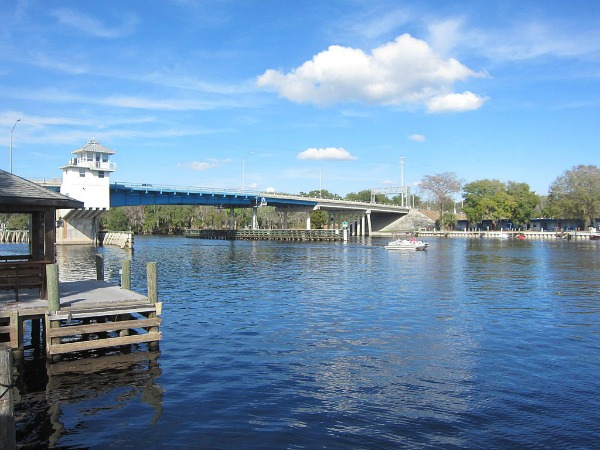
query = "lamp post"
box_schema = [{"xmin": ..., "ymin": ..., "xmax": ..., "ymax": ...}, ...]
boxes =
[
  {"xmin": 10, "ymin": 119, "xmax": 20, "ymax": 173},
  {"xmin": 319, "ymin": 168, "xmax": 322, "ymax": 198},
  {"xmin": 400, "ymin": 156, "xmax": 405, "ymax": 207}
]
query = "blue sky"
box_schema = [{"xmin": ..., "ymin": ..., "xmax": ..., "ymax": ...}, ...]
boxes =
[{"xmin": 1, "ymin": 0, "xmax": 599, "ymax": 198}]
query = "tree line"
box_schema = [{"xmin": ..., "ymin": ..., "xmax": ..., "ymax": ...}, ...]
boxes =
[
  {"xmin": 98, "ymin": 189, "xmax": 410, "ymax": 234},
  {"xmin": 419, "ymin": 165, "xmax": 600, "ymax": 230}
]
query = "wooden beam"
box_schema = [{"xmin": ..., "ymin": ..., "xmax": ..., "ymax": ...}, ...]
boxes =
[
  {"xmin": 47, "ymin": 317, "xmax": 162, "ymax": 338},
  {"xmin": 48, "ymin": 306, "xmax": 156, "ymax": 322},
  {"xmin": 48, "ymin": 332, "xmax": 162, "ymax": 355}
]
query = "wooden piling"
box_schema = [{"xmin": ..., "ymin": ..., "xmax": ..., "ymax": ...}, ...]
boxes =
[
  {"xmin": 95, "ymin": 253, "xmax": 104, "ymax": 281},
  {"xmin": 0, "ymin": 348, "xmax": 16, "ymax": 450},
  {"xmin": 46, "ymin": 264, "xmax": 60, "ymax": 313},
  {"xmin": 147, "ymin": 262, "xmax": 158, "ymax": 304},
  {"xmin": 147, "ymin": 262, "xmax": 159, "ymax": 351},
  {"xmin": 121, "ymin": 259, "xmax": 131, "ymax": 290},
  {"xmin": 45, "ymin": 264, "xmax": 62, "ymax": 362}
]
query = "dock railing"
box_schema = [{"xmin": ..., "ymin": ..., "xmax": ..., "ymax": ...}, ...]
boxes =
[{"xmin": 184, "ymin": 228, "xmax": 342, "ymax": 241}]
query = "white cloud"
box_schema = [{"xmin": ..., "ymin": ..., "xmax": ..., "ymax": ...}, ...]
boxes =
[
  {"xmin": 438, "ymin": 17, "xmax": 600, "ymax": 64},
  {"xmin": 257, "ymin": 33, "xmax": 485, "ymax": 111},
  {"xmin": 297, "ymin": 147, "xmax": 357, "ymax": 161},
  {"xmin": 426, "ymin": 91, "xmax": 486, "ymax": 113},
  {"xmin": 183, "ymin": 158, "xmax": 231, "ymax": 171},
  {"xmin": 409, "ymin": 134, "xmax": 426, "ymax": 142},
  {"xmin": 428, "ymin": 18, "xmax": 464, "ymax": 55},
  {"xmin": 184, "ymin": 161, "xmax": 216, "ymax": 171},
  {"xmin": 51, "ymin": 8, "xmax": 138, "ymax": 39}
]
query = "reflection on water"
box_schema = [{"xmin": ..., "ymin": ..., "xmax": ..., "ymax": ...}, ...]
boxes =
[
  {"xmin": 16, "ymin": 352, "xmax": 163, "ymax": 448},
  {"xmin": 10, "ymin": 236, "xmax": 600, "ymax": 448}
]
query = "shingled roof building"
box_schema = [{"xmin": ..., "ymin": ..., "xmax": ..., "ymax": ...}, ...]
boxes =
[{"xmin": 0, "ymin": 169, "xmax": 83, "ymax": 263}]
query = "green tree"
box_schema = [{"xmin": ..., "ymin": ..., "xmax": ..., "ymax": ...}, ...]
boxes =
[
  {"xmin": 345, "ymin": 189, "xmax": 394, "ymax": 204},
  {"xmin": 547, "ymin": 165, "xmax": 600, "ymax": 227},
  {"xmin": 440, "ymin": 212, "xmax": 457, "ymax": 230},
  {"xmin": 506, "ymin": 181, "xmax": 540, "ymax": 227},
  {"xmin": 0, "ymin": 213, "xmax": 29, "ymax": 229},
  {"xmin": 310, "ymin": 210, "xmax": 328, "ymax": 229},
  {"xmin": 301, "ymin": 189, "xmax": 342, "ymax": 200},
  {"xmin": 100, "ymin": 208, "xmax": 130, "ymax": 231},
  {"xmin": 463, "ymin": 179, "xmax": 538, "ymax": 229}
]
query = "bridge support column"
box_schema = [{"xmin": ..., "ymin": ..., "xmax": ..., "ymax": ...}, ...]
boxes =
[
  {"xmin": 252, "ymin": 206, "xmax": 258, "ymax": 230},
  {"xmin": 366, "ymin": 212, "xmax": 372, "ymax": 236},
  {"xmin": 306, "ymin": 211, "xmax": 311, "ymax": 230},
  {"xmin": 360, "ymin": 216, "xmax": 365, "ymax": 236},
  {"xmin": 229, "ymin": 207, "xmax": 235, "ymax": 230},
  {"xmin": 56, "ymin": 209, "xmax": 104, "ymax": 245}
]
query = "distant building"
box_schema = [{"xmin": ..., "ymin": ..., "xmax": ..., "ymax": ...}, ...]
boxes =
[{"xmin": 529, "ymin": 218, "xmax": 585, "ymax": 232}]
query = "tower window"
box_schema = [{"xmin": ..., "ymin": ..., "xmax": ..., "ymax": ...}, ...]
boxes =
[
  {"xmin": 79, "ymin": 169, "xmax": 85, "ymax": 177},
  {"xmin": 98, "ymin": 171, "xmax": 105, "ymax": 178}
]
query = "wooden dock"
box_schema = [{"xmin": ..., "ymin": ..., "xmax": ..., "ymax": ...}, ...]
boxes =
[
  {"xmin": 0, "ymin": 262, "xmax": 161, "ymax": 362},
  {"xmin": 185, "ymin": 228, "xmax": 343, "ymax": 241}
]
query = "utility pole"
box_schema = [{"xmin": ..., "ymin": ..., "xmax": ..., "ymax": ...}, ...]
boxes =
[
  {"xmin": 400, "ymin": 156, "xmax": 405, "ymax": 207},
  {"xmin": 10, "ymin": 119, "xmax": 20, "ymax": 173}
]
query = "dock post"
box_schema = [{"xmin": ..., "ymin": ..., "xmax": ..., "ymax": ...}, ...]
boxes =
[
  {"xmin": 121, "ymin": 259, "xmax": 131, "ymax": 290},
  {"xmin": 95, "ymin": 253, "xmax": 104, "ymax": 281},
  {"xmin": 46, "ymin": 264, "xmax": 61, "ymax": 362},
  {"xmin": 147, "ymin": 262, "xmax": 159, "ymax": 351},
  {"xmin": 0, "ymin": 348, "xmax": 17, "ymax": 450},
  {"xmin": 8, "ymin": 311, "xmax": 23, "ymax": 363},
  {"xmin": 46, "ymin": 264, "xmax": 60, "ymax": 313},
  {"xmin": 147, "ymin": 262, "xmax": 158, "ymax": 304}
]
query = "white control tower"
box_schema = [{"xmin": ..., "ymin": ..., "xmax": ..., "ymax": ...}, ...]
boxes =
[
  {"xmin": 60, "ymin": 139, "xmax": 117, "ymax": 208},
  {"xmin": 57, "ymin": 139, "xmax": 117, "ymax": 244}
]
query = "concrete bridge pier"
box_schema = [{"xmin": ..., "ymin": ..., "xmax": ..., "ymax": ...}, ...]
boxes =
[
  {"xmin": 252, "ymin": 206, "xmax": 258, "ymax": 230},
  {"xmin": 229, "ymin": 207, "xmax": 235, "ymax": 230},
  {"xmin": 56, "ymin": 208, "xmax": 105, "ymax": 245}
]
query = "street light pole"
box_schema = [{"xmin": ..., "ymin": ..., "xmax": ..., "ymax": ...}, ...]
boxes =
[
  {"xmin": 10, "ymin": 119, "xmax": 20, "ymax": 174},
  {"xmin": 400, "ymin": 156, "xmax": 405, "ymax": 207},
  {"xmin": 319, "ymin": 168, "xmax": 322, "ymax": 198}
]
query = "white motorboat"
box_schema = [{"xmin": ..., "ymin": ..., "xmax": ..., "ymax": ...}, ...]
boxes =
[{"xmin": 384, "ymin": 238, "xmax": 429, "ymax": 251}]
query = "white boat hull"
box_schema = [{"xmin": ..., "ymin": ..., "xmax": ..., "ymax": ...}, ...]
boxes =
[{"xmin": 384, "ymin": 239, "xmax": 429, "ymax": 251}]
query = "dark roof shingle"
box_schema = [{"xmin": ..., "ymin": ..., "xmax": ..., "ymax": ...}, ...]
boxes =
[{"xmin": 0, "ymin": 169, "xmax": 84, "ymax": 210}]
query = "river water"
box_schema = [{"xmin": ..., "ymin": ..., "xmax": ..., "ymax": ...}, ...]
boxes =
[{"xmin": 13, "ymin": 236, "xmax": 600, "ymax": 449}]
